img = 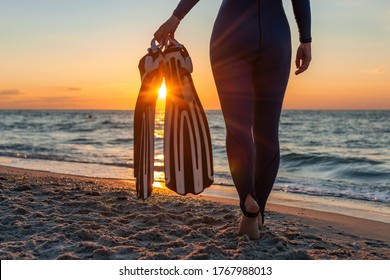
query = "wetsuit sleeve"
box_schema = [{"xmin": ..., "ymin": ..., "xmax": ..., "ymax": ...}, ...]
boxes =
[
  {"xmin": 173, "ymin": 0, "xmax": 200, "ymax": 20},
  {"xmin": 291, "ymin": 0, "xmax": 312, "ymax": 43}
]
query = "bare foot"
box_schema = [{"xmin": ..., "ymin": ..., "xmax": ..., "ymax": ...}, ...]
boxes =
[{"xmin": 238, "ymin": 195, "xmax": 261, "ymax": 240}]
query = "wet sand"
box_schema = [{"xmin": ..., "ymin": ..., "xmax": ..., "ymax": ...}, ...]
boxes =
[{"xmin": 0, "ymin": 166, "xmax": 389, "ymax": 260}]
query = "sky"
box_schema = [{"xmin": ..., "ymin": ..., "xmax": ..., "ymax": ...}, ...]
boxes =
[{"xmin": 0, "ymin": 0, "xmax": 389, "ymax": 110}]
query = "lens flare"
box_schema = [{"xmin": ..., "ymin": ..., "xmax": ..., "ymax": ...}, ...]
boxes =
[
  {"xmin": 158, "ymin": 80, "xmax": 167, "ymax": 100},
  {"xmin": 152, "ymin": 181, "xmax": 165, "ymax": 189}
]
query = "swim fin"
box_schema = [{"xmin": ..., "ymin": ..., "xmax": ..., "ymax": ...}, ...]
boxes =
[
  {"xmin": 163, "ymin": 38, "xmax": 214, "ymax": 195},
  {"xmin": 134, "ymin": 41, "xmax": 164, "ymax": 199}
]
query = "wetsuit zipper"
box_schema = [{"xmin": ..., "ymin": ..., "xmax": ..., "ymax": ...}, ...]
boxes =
[{"xmin": 257, "ymin": 0, "xmax": 262, "ymax": 50}]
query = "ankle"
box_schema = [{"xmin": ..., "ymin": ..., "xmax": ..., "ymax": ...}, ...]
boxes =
[{"xmin": 244, "ymin": 194, "xmax": 259, "ymax": 212}]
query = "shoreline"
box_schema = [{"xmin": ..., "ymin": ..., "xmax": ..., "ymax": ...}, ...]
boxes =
[
  {"xmin": 1, "ymin": 165, "xmax": 389, "ymax": 260},
  {"xmin": 1, "ymin": 156, "xmax": 388, "ymax": 224}
]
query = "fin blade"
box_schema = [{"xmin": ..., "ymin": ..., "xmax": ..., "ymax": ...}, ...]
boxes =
[{"xmin": 163, "ymin": 44, "xmax": 214, "ymax": 195}]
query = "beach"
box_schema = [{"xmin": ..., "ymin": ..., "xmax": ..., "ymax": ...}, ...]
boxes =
[{"xmin": 1, "ymin": 165, "xmax": 389, "ymax": 260}]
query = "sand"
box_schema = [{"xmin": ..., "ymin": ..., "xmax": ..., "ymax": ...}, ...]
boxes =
[{"xmin": 0, "ymin": 166, "xmax": 389, "ymax": 260}]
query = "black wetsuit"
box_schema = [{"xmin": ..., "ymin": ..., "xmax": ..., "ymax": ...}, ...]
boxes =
[{"xmin": 173, "ymin": 0, "xmax": 312, "ymax": 222}]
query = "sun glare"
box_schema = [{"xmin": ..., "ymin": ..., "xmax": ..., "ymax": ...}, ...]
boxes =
[
  {"xmin": 152, "ymin": 181, "xmax": 165, "ymax": 189},
  {"xmin": 158, "ymin": 80, "xmax": 167, "ymax": 100}
]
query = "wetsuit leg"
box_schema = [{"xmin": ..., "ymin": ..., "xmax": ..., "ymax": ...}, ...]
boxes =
[
  {"xmin": 210, "ymin": 57, "xmax": 257, "ymax": 213},
  {"xmin": 253, "ymin": 0, "xmax": 292, "ymax": 224},
  {"xmin": 210, "ymin": 0, "xmax": 260, "ymax": 215},
  {"xmin": 210, "ymin": 0, "xmax": 291, "ymax": 220}
]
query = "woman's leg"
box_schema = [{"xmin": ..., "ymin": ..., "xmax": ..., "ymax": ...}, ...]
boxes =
[
  {"xmin": 211, "ymin": 57, "xmax": 260, "ymax": 239},
  {"xmin": 252, "ymin": 0, "xmax": 292, "ymax": 226},
  {"xmin": 209, "ymin": 0, "xmax": 291, "ymax": 237},
  {"xmin": 210, "ymin": 0, "xmax": 260, "ymax": 215},
  {"xmin": 210, "ymin": 0, "xmax": 260, "ymax": 238},
  {"xmin": 211, "ymin": 57, "xmax": 257, "ymax": 211},
  {"xmin": 252, "ymin": 55, "xmax": 290, "ymax": 226}
]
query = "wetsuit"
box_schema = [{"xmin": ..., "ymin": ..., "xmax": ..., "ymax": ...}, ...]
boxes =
[{"xmin": 173, "ymin": 0, "xmax": 312, "ymax": 223}]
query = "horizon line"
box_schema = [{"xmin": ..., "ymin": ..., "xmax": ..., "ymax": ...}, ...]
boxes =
[{"xmin": 0, "ymin": 108, "xmax": 389, "ymax": 112}]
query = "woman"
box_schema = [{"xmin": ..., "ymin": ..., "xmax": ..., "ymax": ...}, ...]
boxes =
[{"xmin": 154, "ymin": 0, "xmax": 312, "ymax": 240}]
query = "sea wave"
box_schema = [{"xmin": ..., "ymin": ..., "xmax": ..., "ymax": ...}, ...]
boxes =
[
  {"xmin": 0, "ymin": 152, "xmax": 132, "ymax": 169},
  {"xmin": 274, "ymin": 178, "xmax": 390, "ymax": 204},
  {"xmin": 281, "ymin": 152, "xmax": 383, "ymax": 167}
]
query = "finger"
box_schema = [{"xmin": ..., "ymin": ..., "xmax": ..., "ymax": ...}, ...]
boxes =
[
  {"xmin": 154, "ymin": 29, "xmax": 164, "ymax": 44},
  {"xmin": 302, "ymin": 59, "xmax": 311, "ymax": 69},
  {"xmin": 295, "ymin": 55, "xmax": 305, "ymax": 70},
  {"xmin": 163, "ymin": 35, "xmax": 168, "ymax": 47},
  {"xmin": 295, "ymin": 62, "xmax": 305, "ymax": 75},
  {"xmin": 153, "ymin": 32, "xmax": 159, "ymax": 43},
  {"xmin": 295, "ymin": 60, "xmax": 310, "ymax": 75},
  {"xmin": 302, "ymin": 57, "xmax": 311, "ymax": 69},
  {"xmin": 299, "ymin": 65, "xmax": 308, "ymax": 73},
  {"xmin": 295, "ymin": 59, "xmax": 300, "ymax": 70},
  {"xmin": 295, "ymin": 49, "xmax": 300, "ymax": 68},
  {"xmin": 295, "ymin": 56, "xmax": 304, "ymax": 74},
  {"xmin": 295, "ymin": 46, "xmax": 303, "ymax": 68},
  {"xmin": 295, "ymin": 68, "xmax": 306, "ymax": 75}
]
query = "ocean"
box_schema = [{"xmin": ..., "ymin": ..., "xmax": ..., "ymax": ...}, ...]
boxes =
[{"xmin": 0, "ymin": 110, "xmax": 389, "ymax": 221}]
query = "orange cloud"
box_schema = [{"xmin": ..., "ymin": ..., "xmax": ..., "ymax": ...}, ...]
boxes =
[
  {"xmin": 0, "ymin": 89, "xmax": 23, "ymax": 96},
  {"xmin": 360, "ymin": 67, "xmax": 385, "ymax": 74},
  {"xmin": 67, "ymin": 87, "xmax": 82, "ymax": 91}
]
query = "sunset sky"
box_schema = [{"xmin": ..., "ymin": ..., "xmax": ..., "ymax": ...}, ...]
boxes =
[{"xmin": 1, "ymin": 0, "xmax": 389, "ymax": 110}]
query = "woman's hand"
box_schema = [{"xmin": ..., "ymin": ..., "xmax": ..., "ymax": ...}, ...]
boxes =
[
  {"xmin": 154, "ymin": 15, "xmax": 181, "ymax": 46},
  {"xmin": 295, "ymin": 43, "xmax": 312, "ymax": 75}
]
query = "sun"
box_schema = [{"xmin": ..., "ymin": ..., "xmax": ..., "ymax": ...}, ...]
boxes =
[{"xmin": 158, "ymin": 80, "xmax": 167, "ymax": 100}]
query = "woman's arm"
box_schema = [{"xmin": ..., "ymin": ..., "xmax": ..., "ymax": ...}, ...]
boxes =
[
  {"xmin": 173, "ymin": 0, "xmax": 200, "ymax": 20},
  {"xmin": 291, "ymin": 0, "xmax": 312, "ymax": 75},
  {"xmin": 291, "ymin": 0, "xmax": 312, "ymax": 43},
  {"xmin": 154, "ymin": 0, "xmax": 200, "ymax": 45}
]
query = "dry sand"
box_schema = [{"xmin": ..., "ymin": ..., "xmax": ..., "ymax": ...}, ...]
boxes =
[{"xmin": 0, "ymin": 166, "xmax": 389, "ymax": 260}]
